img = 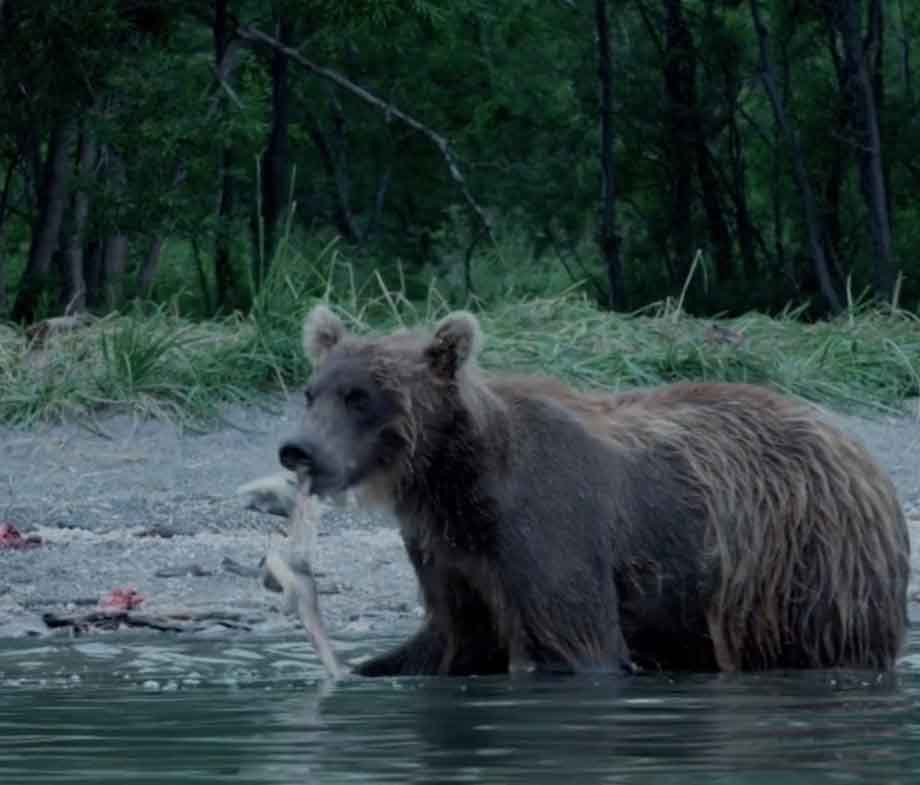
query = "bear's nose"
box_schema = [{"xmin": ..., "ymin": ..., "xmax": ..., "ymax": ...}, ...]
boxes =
[{"xmin": 278, "ymin": 439, "xmax": 313, "ymax": 472}]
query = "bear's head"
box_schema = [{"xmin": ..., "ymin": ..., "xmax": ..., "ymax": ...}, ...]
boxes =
[{"xmin": 278, "ymin": 304, "xmax": 483, "ymax": 497}]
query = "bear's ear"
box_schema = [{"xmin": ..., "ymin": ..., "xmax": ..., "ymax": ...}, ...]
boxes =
[
  {"xmin": 424, "ymin": 311, "xmax": 482, "ymax": 380},
  {"xmin": 303, "ymin": 304, "xmax": 347, "ymax": 365}
]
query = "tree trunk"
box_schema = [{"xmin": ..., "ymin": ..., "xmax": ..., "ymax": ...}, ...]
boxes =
[
  {"xmin": 257, "ymin": 11, "xmax": 293, "ymax": 283},
  {"xmin": 136, "ymin": 236, "xmax": 164, "ymax": 299},
  {"xmin": 102, "ymin": 233, "xmax": 128, "ymax": 311},
  {"xmin": 213, "ymin": 0, "xmax": 237, "ymax": 312},
  {"xmin": 12, "ymin": 116, "xmax": 78, "ymax": 324},
  {"xmin": 84, "ymin": 239, "xmax": 103, "ymax": 310},
  {"xmin": 727, "ymin": 115, "xmax": 757, "ymax": 280},
  {"xmin": 93, "ymin": 141, "xmax": 129, "ymax": 313},
  {"xmin": 749, "ymin": 0, "xmax": 842, "ymax": 314},
  {"xmin": 307, "ymin": 115, "xmax": 359, "ymax": 243},
  {"xmin": 770, "ymin": 114, "xmax": 788, "ymax": 288},
  {"xmin": 695, "ymin": 142, "xmax": 733, "ymax": 282},
  {"xmin": 0, "ymin": 155, "xmax": 14, "ymax": 235},
  {"xmin": 17, "ymin": 128, "xmax": 42, "ymax": 209},
  {"xmin": 594, "ymin": 0, "xmax": 624, "ymax": 310},
  {"xmin": 866, "ymin": 0, "xmax": 894, "ymax": 236},
  {"xmin": 0, "ymin": 156, "xmax": 16, "ymax": 314},
  {"xmin": 822, "ymin": 75, "xmax": 848, "ymax": 277},
  {"xmin": 328, "ymin": 87, "xmax": 360, "ymax": 243},
  {"xmin": 865, "ymin": 0, "xmax": 884, "ymax": 116},
  {"xmin": 834, "ymin": 0, "xmax": 895, "ymax": 300},
  {"xmin": 896, "ymin": 0, "xmax": 912, "ymax": 102},
  {"xmin": 363, "ymin": 164, "xmax": 392, "ymax": 244},
  {"xmin": 661, "ymin": 0, "xmax": 732, "ymax": 285},
  {"xmin": 191, "ymin": 237, "xmax": 213, "ymax": 315},
  {"xmin": 662, "ymin": 0, "xmax": 695, "ymax": 285},
  {"xmin": 58, "ymin": 125, "xmax": 97, "ymax": 313},
  {"xmin": 215, "ymin": 148, "xmax": 236, "ymax": 312}
]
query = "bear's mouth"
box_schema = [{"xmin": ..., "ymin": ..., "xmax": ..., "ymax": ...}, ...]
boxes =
[
  {"xmin": 309, "ymin": 456, "xmax": 375, "ymax": 496},
  {"xmin": 308, "ymin": 465, "xmax": 349, "ymax": 496}
]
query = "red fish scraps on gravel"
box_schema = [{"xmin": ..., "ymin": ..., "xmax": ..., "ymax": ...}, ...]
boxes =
[
  {"xmin": 0, "ymin": 523, "xmax": 43, "ymax": 550},
  {"xmin": 99, "ymin": 587, "xmax": 145, "ymax": 611}
]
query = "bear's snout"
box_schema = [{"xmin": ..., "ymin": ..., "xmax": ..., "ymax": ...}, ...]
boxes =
[
  {"xmin": 278, "ymin": 438, "xmax": 314, "ymax": 472},
  {"xmin": 278, "ymin": 435, "xmax": 343, "ymax": 493}
]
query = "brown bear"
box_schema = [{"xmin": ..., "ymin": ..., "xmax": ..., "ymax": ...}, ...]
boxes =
[{"xmin": 278, "ymin": 304, "xmax": 911, "ymax": 677}]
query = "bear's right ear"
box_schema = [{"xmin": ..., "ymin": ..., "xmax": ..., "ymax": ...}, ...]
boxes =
[
  {"xmin": 303, "ymin": 304, "xmax": 347, "ymax": 365},
  {"xmin": 424, "ymin": 311, "xmax": 482, "ymax": 380}
]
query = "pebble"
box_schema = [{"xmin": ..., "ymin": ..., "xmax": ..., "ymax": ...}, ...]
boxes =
[{"xmin": 221, "ymin": 557, "xmax": 261, "ymax": 578}]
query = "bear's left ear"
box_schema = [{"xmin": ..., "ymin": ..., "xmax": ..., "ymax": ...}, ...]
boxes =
[{"xmin": 424, "ymin": 311, "xmax": 482, "ymax": 380}]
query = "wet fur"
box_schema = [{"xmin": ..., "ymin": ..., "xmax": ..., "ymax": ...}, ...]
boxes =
[{"xmin": 291, "ymin": 307, "xmax": 911, "ymax": 677}]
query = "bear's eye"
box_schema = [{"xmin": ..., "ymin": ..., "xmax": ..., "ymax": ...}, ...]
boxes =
[{"xmin": 343, "ymin": 387, "xmax": 370, "ymax": 412}]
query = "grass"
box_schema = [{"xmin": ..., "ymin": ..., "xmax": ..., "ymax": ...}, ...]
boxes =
[
  {"xmin": 2, "ymin": 257, "xmax": 920, "ymax": 431},
  {"xmin": 2, "ymin": 224, "xmax": 920, "ymax": 428}
]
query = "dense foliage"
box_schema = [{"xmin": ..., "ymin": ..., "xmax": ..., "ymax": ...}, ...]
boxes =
[{"xmin": 1, "ymin": 0, "xmax": 917, "ymax": 324}]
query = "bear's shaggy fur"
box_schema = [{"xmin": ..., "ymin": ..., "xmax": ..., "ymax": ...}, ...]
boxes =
[{"xmin": 278, "ymin": 305, "xmax": 911, "ymax": 677}]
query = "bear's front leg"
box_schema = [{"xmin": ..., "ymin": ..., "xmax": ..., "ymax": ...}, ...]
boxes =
[
  {"xmin": 497, "ymin": 548, "xmax": 637, "ymax": 675},
  {"xmin": 353, "ymin": 622, "xmax": 448, "ymax": 677}
]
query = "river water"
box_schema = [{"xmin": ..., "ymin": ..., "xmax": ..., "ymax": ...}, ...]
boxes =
[{"xmin": 1, "ymin": 625, "xmax": 919, "ymax": 785}]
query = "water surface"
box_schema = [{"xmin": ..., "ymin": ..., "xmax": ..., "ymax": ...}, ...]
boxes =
[{"xmin": 1, "ymin": 627, "xmax": 918, "ymax": 785}]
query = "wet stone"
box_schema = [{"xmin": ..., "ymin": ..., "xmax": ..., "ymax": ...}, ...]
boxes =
[{"xmin": 154, "ymin": 564, "xmax": 215, "ymax": 579}]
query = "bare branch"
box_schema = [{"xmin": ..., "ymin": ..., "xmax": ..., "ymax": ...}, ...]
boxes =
[
  {"xmin": 237, "ymin": 25, "xmax": 495, "ymax": 246},
  {"xmin": 211, "ymin": 61, "xmax": 244, "ymax": 109}
]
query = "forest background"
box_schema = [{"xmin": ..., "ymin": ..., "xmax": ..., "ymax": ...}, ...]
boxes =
[{"xmin": 2, "ymin": 0, "xmax": 919, "ymax": 425}]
